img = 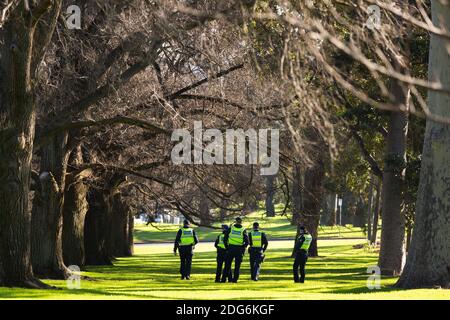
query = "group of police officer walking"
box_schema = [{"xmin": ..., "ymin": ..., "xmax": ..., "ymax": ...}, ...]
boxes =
[{"xmin": 174, "ymin": 217, "xmax": 312, "ymax": 283}]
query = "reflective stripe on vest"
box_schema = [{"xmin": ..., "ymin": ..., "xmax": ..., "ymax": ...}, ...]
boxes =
[
  {"xmin": 217, "ymin": 234, "xmax": 226, "ymax": 249},
  {"xmin": 300, "ymin": 234, "xmax": 313, "ymax": 251},
  {"xmin": 180, "ymin": 228, "xmax": 195, "ymax": 246},
  {"xmin": 228, "ymin": 226, "xmax": 244, "ymax": 246},
  {"xmin": 250, "ymin": 230, "xmax": 262, "ymax": 247}
]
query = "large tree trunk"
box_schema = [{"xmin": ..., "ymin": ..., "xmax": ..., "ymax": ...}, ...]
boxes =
[
  {"xmin": 265, "ymin": 174, "xmax": 276, "ymax": 217},
  {"xmin": 0, "ymin": 32, "xmax": 36, "ymax": 287},
  {"xmin": 301, "ymin": 159, "xmax": 325, "ymax": 257},
  {"xmin": 63, "ymin": 177, "xmax": 88, "ymax": 267},
  {"xmin": 397, "ymin": 1, "xmax": 450, "ymax": 288},
  {"xmin": 63, "ymin": 145, "xmax": 89, "ymax": 268},
  {"xmin": 31, "ymin": 134, "xmax": 71, "ymax": 279},
  {"xmin": 0, "ymin": 45, "xmax": 37, "ymax": 286},
  {"xmin": 84, "ymin": 188, "xmax": 114, "ymax": 265},
  {"xmin": 378, "ymin": 79, "xmax": 409, "ymax": 276},
  {"xmin": 0, "ymin": 3, "xmax": 61, "ymax": 287},
  {"xmin": 111, "ymin": 194, "xmax": 133, "ymax": 257},
  {"xmin": 84, "ymin": 175, "xmax": 126, "ymax": 265},
  {"xmin": 126, "ymin": 211, "xmax": 135, "ymax": 257}
]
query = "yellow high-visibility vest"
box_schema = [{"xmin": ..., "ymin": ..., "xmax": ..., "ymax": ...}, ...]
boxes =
[
  {"xmin": 217, "ymin": 234, "xmax": 226, "ymax": 249},
  {"xmin": 228, "ymin": 226, "xmax": 244, "ymax": 246},
  {"xmin": 300, "ymin": 234, "xmax": 313, "ymax": 250},
  {"xmin": 180, "ymin": 227, "xmax": 195, "ymax": 246},
  {"xmin": 250, "ymin": 230, "xmax": 262, "ymax": 247}
]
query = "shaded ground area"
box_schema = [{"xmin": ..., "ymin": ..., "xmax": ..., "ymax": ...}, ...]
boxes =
[{"xmin": 1, "ymin": 239, "xmax": 449, "ymax": 299}]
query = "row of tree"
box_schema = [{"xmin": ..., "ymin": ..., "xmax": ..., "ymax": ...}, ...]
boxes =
[{"xmin": 0, "ymin": 0, "xmax": 449, "ymax": 290}]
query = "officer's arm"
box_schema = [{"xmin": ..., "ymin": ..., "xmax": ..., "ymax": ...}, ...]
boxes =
[
  {"xmin": 295, "ymin": 235, "xmax": 305, "ymax": 252},
  {"xmin": 193, "ymin": 230, "xmax": 199, "ymax": 245},
  {"xmin": 293, "ymin": 235, "xmax": 299, "ymax": 252},
  {"xmin": 243, "ymin": 230, "xmax": 249, "ymax": 247},
  {"xmin": 214, "ymin": 235, "xmax": 219, "ymax": 248},
  {"xmin": 262, "ymin": 233, "xmax": 268, "ymax": 251},
  {"xmin": 248, "ymin": 233, "xmax": 253, "ymax": 247},
  {"xmin": 174, "ymin": 229, "xmax": 182, "ymax": 252},
  {"xmin": 223, "ymin": 229, "xmax": 230, "ymax": 249}
]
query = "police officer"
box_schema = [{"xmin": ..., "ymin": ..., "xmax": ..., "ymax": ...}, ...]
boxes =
[
  {"xmin": 221, "ymin": 217, "xmax": 249, "ymax": 283},
  {"xmin": 214, "ymin": 225, "xmax": 231, "ymax": 283},
  {"xmin": 293, "ymin": 226, "xmax": 313, "ymax": 283},
  {"xmin": 248, "ymin": 222, "xmax": 268, "ymax": 281},
  {"xmin": 174, "ymin": 220, "xmax": 199, "ymax": 280}
]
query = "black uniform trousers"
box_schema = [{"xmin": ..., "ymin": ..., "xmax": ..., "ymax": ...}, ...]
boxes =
[
  {"xmin": 179, "ymin": 245, "xmax": 193, "ymax": 278},
  {"xmin": 293, "ymin": 250, "xmax": 308, "ymax": 282},
  {"xmin": 216, "ymin": 248, "xmax": 231, "ymax": 282},
  {"xmin": 249, "ymin": 247, "xmax": 263, "ymax": 280},
  {"xmin": 221, "ymin": 245, "xmax": 244, "ymax": 282}
]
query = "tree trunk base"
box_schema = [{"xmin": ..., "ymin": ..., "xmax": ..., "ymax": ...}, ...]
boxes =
[
  {"xmin": 395, "ymin": 270, "xmax": 450, "ymax": 289},
  {"xmin": 3, "ymin": 277, "xmax": 56, "ymax": 289},
  {"xmin": 395, "ymin": 280, "xmax": 450, "ymax": 290},
  {"xmin": 23, "ymin": 278, "xmax": 58, "ymax": 289},
  {"xmin": 34, "ymin": 267, "xmax": 72, "ymax": 280}
]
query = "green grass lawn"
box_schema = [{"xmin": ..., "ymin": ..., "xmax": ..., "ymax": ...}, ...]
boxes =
[
  {"xmin": 1, "ymin": 208, "xmax": 447, "ymax": 300},
  {"xmin": 1, "ymin": 239, "xmax": 449, "ymax": 299},
  {"xmin": 134, "ymin": 210, "xmax": 368, "ymax": 243}
]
